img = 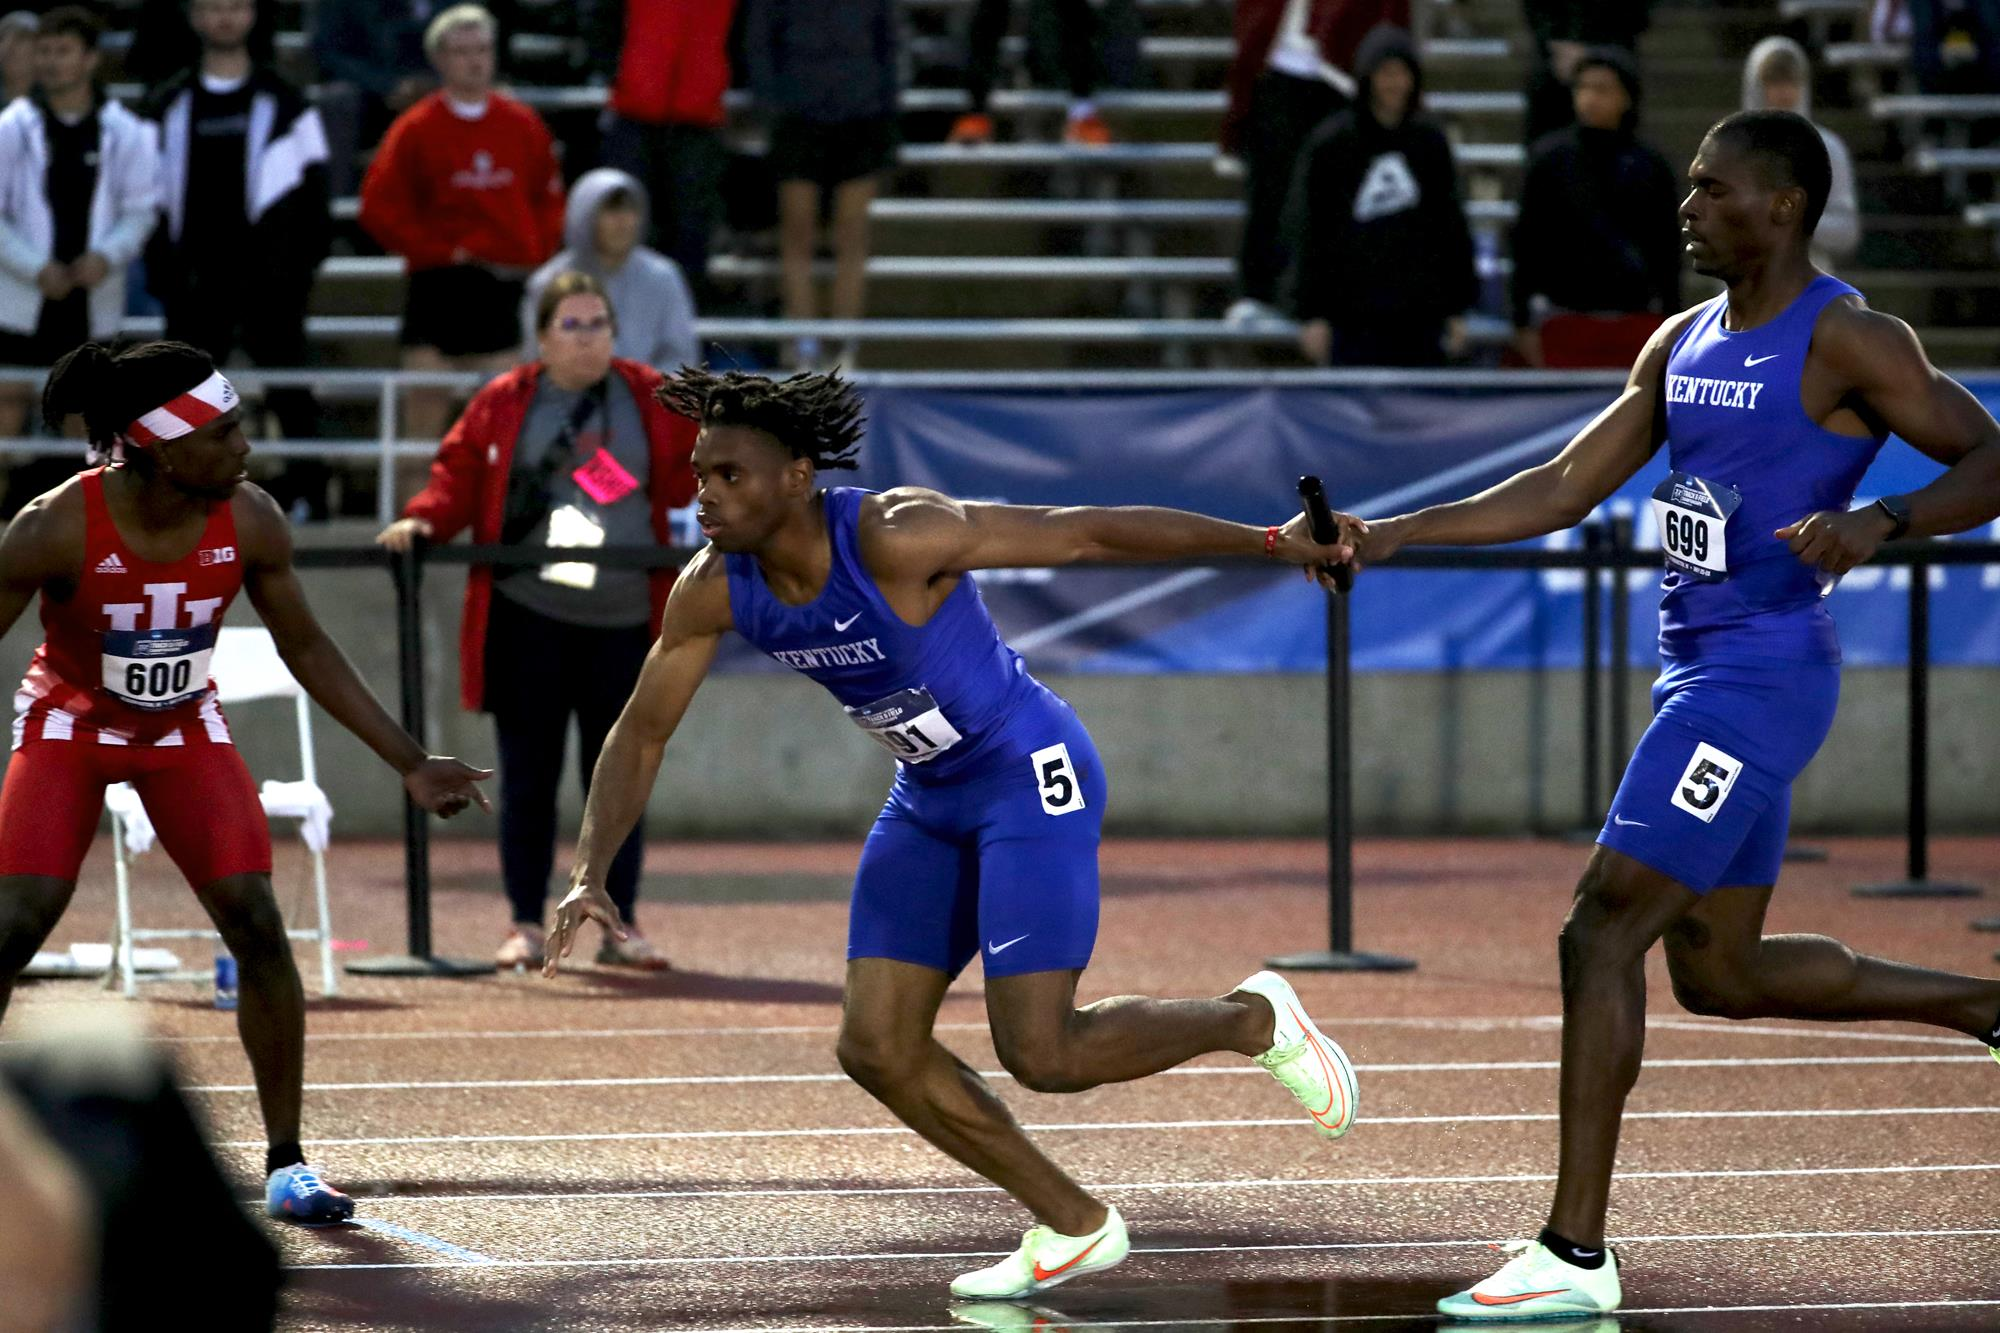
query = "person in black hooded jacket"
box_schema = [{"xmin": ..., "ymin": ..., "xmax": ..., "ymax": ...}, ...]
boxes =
[
  {"xmin": 1510, "ymin": 46, "xmax": 1681, "ymax": 367},
  {"xmin": 1280, "ymin": 25, "xmax": 1476, "ymax": 367}
]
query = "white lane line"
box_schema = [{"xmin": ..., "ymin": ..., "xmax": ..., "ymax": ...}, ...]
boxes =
[
  {"xmin": 346, "ymin": 1217, "xmax": 497, "ymax": 1264},
  {"xmin": 641, "ymin": 1303, "xmax": 2000, "ymax": 1333},
  {"xmin": 220, "ymin": 1104, "xmax": 2000, "ymax": 1150},
  {"xmin": 48, "ymin": 1014, "xmax": 1962, "ymax": 1046},
  {"xmin": 352, "ymin": 1160, "xmax": 2000, "ymax": 1207},
  {"xmin": 283, "ymin": 1224, "xmax": 2000, "ymax": 1272},
  {"xmin": 182, "ymin": 1053, "xmax": 1995, "ymax": 1095}
]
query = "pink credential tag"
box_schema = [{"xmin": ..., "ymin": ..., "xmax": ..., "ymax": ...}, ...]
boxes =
[{"xmin": 572, "ymin": 448, "xmax": 641, "ymax": 506}]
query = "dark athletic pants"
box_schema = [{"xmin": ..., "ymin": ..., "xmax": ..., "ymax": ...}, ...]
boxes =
[{"xmin": 484, "ymin": 593, "xmax": 650, "ymax": 927}]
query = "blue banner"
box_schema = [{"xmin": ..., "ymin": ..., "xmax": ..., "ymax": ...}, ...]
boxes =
[{"xmin": 707, "ymin": 378, "xmax": 2000, "ymax": 675}]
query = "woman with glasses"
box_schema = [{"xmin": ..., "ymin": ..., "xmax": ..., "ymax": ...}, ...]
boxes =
[{"xmin": 376, "ymin": 271, "xmax": 697, "ymax": 970}]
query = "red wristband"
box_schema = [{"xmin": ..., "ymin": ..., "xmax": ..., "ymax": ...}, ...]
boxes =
[{"xmin": 1264, "ymin": 525, "xmax": 1280, "ymax": 557}]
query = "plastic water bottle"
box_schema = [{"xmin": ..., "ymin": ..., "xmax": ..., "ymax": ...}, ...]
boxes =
[{"xmin": 214, "ymin": 954, "xmax": 238, "ymax": 1011}]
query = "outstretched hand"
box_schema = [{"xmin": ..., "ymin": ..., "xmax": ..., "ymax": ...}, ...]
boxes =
[
  {"xmin": 402, "ymin": 757, "xmax": 493, "ymax": 819},
  {"xmin": 1270, "ymin": 511, "xmax": 1364, "ymax": 591},
  {"xmin": 543, "ymin": 876, "xmax": 626, "ymax": 978}
]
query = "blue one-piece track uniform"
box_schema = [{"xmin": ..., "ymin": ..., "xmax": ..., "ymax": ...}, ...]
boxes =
[
  {"xmin": 726, "ymin": 487, "xmax": 1106, "ymax": 977},
  {"xmin": 1600, "ymin": 275, "xmax": 1884, "ymax": 891}
]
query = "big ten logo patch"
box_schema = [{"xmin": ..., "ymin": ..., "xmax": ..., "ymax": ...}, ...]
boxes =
[
  {"xmin": 198, "ymin": 545, "xmax": 237, "ymax": 567},
  {"xmin": 1671, "ymin": 742, "xmax": 1742, "ymax": 823}
]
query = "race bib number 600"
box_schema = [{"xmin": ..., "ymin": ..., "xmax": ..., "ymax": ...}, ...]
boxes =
[
  {"xmin": 101, "ymin": 624, "xmax": 216, "ymax": 712},
  {"xmin": 1651, "ymin": 471, "xmax": 1743, "ymax": 582}
]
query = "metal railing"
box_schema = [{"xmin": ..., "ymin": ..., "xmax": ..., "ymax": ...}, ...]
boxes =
[{"xmin": 269, "ymin": 534, "xmax": 2000, "ymax": 974}]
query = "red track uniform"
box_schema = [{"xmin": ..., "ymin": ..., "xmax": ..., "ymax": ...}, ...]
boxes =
[{"xmin": 0, "ymin": 468, "xmax": 271, "ymax": 886}]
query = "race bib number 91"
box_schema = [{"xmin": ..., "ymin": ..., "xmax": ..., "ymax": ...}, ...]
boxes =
[
  {"xmin": 101, "ymin": 624, "xmax": 216, "ymax": 712},
  {"xmin": 846, "ymin": 685, "xmax": 964, "ymax": 764},
  {"xmin": 1651, "ymin": 471, "xmax": 1743, "ymax": 582}
]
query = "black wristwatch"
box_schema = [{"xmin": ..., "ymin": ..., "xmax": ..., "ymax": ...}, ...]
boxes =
[{"xmin": 1871, "ymin": 494, "xmax": 1912, "ymax": 541}]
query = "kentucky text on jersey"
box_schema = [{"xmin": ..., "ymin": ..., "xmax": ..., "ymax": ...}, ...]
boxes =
[
  {"xmin": 1665, "ymin": 374, "xmax": 1767, "ymax": 410},
  {"xmin": 767, "ymin": 638, "xmax": 887, "ymax": 670}
]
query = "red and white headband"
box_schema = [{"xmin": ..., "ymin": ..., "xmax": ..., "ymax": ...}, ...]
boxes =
[{"xmin": 124, "ymin": 371, "xmax": 238, "ymax": 446}]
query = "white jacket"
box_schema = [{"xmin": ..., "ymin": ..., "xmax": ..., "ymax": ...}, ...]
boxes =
[{"xmin": 0, "ymin": 95, "xmax": 161, "ymax": 337}]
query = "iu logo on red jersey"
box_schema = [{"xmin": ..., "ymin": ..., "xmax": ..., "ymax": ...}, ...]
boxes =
[{"xmin": 102, "ymin": 581, "xmax": 225, "ymax": 633}]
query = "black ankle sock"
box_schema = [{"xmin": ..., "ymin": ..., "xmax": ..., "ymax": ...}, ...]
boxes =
[
  {"xmin": 1538, "ymin": 1226, "xmax": 1607, "ymax": 1270},
  {"xmin": 266, "ymin": 1142, "xmax": 305, "ymax": 1175}
]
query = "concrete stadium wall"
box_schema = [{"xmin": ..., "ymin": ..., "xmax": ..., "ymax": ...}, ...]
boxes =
[{"xmin": 2, "ymin": 521, "xmax": 1994, "ymax": 840}]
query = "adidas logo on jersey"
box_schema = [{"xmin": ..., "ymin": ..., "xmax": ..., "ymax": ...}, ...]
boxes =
[{"xmin": 94, "ymin": 553, "xmax": 126, "ymax": 574}]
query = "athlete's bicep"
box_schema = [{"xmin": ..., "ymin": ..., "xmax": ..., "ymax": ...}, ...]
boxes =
[
  {"xmin": 863, "ymin": 489, "xmax": 1074, "ymax": 578},
  {"xmin": 235, "ymin": 489, "xmax": 328, "ymax": 652},
  {"xmin": 1542, "ymin": 308, "xmax": 1698, "ymax": 515},
  {"xmin": 1835, "ymin": 311, "xmax": 1999, "ymax": 466},
  {"xmin": 618, "ymin": 552, "xmax": 730, "ymax": 743}
]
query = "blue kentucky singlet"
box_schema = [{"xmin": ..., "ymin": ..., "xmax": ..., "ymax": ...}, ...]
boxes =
[
  {"xmin": 1656, "ymin": 274, "xmax": 1885, "ymax": 662},
  {"xmin": 724, "ymin": 487, "xmax": 1049, "ymax": 782}
]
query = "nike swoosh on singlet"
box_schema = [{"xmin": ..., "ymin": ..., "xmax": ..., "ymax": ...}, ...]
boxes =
[
  {"xmin": 1472, "ymin": 1289, "xmax": 1572, "ymax": 1306},
  {"xmin": 1743, "ymin": 353, "xmax": 1781, "ymax": 367},
  {"xmin": 1031, "ymin": 1236, "xmax": 1104, "ymax": 1282},
  {"xmin": 834, "ymin": 613, "xmax": 861, "ymax": 632}
]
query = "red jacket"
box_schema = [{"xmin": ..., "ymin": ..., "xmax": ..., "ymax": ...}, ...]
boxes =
[
  {"xmin": 402, "ymin": 360, "xmax": 699, "ymax": 712},
  {"xmin": 1221, "ymin": 0, "xmax": 1410, "ymax": 155},
  {"xmin": 359, "ymin": 92, "xmax": 565, "ymax": 271},
  {"xmin": 609, "ymin": 0, "xmax": 738, "ymax": 128}
]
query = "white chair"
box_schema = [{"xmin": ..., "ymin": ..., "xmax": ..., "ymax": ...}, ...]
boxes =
[{"xmin": 106, "ymin": 626, "xmax": 339, "ymax": 998}]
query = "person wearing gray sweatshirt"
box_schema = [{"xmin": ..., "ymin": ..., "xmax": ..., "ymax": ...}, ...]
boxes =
[
  {"xmin": 1741, "ymin": 35, "xmax": 1859, "ymax": 271},
  {"xmin": 521, "ymin": 167, "xmax": 700, "ymax": 370}
]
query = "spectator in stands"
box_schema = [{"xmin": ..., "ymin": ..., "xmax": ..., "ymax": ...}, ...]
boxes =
[
  {"xmin": 743, "ymin": 0, "xmax": 898, "ymax": 369},
  {"xmin": 314, "ymin": 2, "xmax": 515, "ymax": 197},
  {"xmin": 0, "ymin": 12, "xmax": 36, "ymax": 104},
  {"xmin": 360, "ymin": 3, "xmax": 563, "ymax": 445},
  {"xmin": 1509, "ymin": 47, "xmax": 1680, "ymax": 370},
  {"xmin": 1741, "ymin": 36, "xmax": 1861, "ymax": 271},
  {"xmin": 0, "ymin": 8, "xmax": 159, "ymax": 440},
  {"xmin": 585, "ymin": 0, "xmax": 736, "ymax": 296},
  {"xmin": 377, "ymin": 272, "xmax": 697, "ymax": 972},
  {"xmin": 947, "ymin": 0, "xmax": 1111, "ymax": 146},
  {"xmin": 124, "ymin": 0, "xmax": 277, "ymax": 87},
  {"xmin": 1220, "ymin": 0, "xmax": 1407, "ymax": 326},
  {"xmin": 1282, "ymin": 26, "xmax": 1476, "ymax": 367},
  {"xmin": 1897, "ymin": 0, "xmax": 2000, "ymax": 93},
  {"xmin": 142, "ymin": 0, "xmax": 333, "ymax": 518},
  {"xmin": 1521, "ymin": 0, "xmax": 1653, "ymax": 148},
  {"xmin": 521, "ymin": 167, "xmax": 699, "ymax": 371}
]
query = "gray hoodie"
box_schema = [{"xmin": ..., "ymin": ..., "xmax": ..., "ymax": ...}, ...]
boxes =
[
  {"xmin": 521, "ymin": 167, "xmax": 701, "ymax": 370},
  {"xmin": 1740, "ymin": 35, "xmax": 1860, "ymax": 269}
]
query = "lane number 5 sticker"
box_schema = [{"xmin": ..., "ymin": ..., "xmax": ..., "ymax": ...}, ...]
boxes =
[{"xmin": 1030, "ymin": 742, "xmax": 1085, "ymax": 816}]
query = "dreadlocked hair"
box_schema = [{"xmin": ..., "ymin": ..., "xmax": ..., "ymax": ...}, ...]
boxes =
[
  {"xmin": 656, "ymin": 367, "xmax": 865, "ymax": 471},
  {"xmin": 43, "ymin": 341, "xmax": 217, "ymax": 464}
]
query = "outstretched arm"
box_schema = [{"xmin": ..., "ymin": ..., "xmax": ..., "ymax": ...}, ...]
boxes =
[
  {"xmin": 1775, "ymin": 305, "xmax": 2000, "ymax": 574},
  {"xmin": 545, "ymin": 549, "xmax": 731, "ymax": 974},
  {"xmin": 236, "ymin": 488, "xmax": 491, "ymax": 816},
  {"xmin": 1356, "ymin": 308, "xmax": 1699, "ymax": 566},
  {"xmin": 863, "ymin": 488, "xmax": 1359, "ymax": 589}
]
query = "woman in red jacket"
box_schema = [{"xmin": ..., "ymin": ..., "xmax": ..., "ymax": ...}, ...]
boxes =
[{"xmin": 377, "ymin": 272, "xmax": 696, "ymax": 969}]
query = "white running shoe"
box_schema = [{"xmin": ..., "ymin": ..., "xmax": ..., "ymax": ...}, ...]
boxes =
[
  {"xmin": 1435, "ymin": 1240, "xmax": 1622, "ymax": 1320},
  {"xmin": 950, "ymin": 1301, "xmax": 1072, "ymax": 1329},
  {"xmin": 1236, "ymin": 970, "xmax": 1357, "ymax": 1138},
  {"xmin": 949, "ymin": 1207, "xmax": 1128, "ymax": 1300}
]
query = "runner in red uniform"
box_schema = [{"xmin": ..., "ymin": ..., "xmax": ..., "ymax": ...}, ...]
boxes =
[{"xmin": 0, "ymin": 341, "xmax": 492, "ymax": 1225}]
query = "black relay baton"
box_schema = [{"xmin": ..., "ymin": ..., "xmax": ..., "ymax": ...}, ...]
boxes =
[{"xmin": 1297, "ymin": 474, "xmax": 1353, "ymax": 593}]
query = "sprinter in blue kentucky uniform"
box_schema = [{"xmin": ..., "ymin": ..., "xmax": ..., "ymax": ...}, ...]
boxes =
[
  {"xmin": 541, "ymin": 367, "xmax": 1366, "ymax": 1300},
  {"xmin": 1352, "ymin": 111, "xmax": 2000, "ymax": 1321}
]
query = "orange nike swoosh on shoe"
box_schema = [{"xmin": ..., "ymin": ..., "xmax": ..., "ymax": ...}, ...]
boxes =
[
  {"xmin": 1290, "ymin": 1002, "xmax": 1342, "ymax": 1123},
  {"xmin": 1471, "ymin": 1289, "xmax": 1571, "ymax": 1306},
  {"xmin": 1031, "ymin": 1236, "xmax": 1104, "ymax": 1282}
]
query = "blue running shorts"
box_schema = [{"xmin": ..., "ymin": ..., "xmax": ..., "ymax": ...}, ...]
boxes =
[
  {"xmin": 1597, "ymin": 656, "xmax": 1840, "ymax": 893},
  {"xmin": 848, "ymin": 696, "xmax": 1106, "ymax": 979}
]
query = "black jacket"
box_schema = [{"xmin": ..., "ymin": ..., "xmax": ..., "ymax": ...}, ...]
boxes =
[
  {"xmin": 740, "ymin": 0, "xmax": 899, "ymax": 122},
  {"xmin": 1281, "ymin": 30, "xmax": 1476, "ymax": 327},
  {"xmin": 139, "ymin": 66, "xmax": 331, "ymax": 293},
  {"xmin": 1510, "ymin": 123, "xmax": 1681, "ymax": 327}
]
